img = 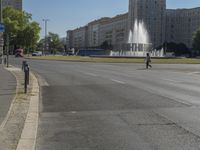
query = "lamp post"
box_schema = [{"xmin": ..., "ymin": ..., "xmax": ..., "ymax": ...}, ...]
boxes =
[{"xmin": 42, "ymin": 19, "xmax": 49, "ymax": 55}]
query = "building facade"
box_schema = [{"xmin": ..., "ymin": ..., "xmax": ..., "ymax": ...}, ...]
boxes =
[
  {"xmin": 128, "ymin": 0, "xmax": 166, "ymax": 47},
  {"xmin": 3, "ymin": 0, "xmax": 23, "ymax": 10},
  {"xmin": 166, "ymin": 8, "xmax": 200, "ymax": 48},
  {"xmin": 67, "ymin": 26, "xmax": 88, "ymax": 49},
  {"xmin": 67, "ymin": 0, "xmax": 200, "ymax": 50},
  {"xmin": 99, "ymin": 14, "xmax": 128, "ymax": 50},
  {"xmin": 87, "ymin": 18, "xmax": 110, "ymax": 48},
  {"xmin": 67, "ymin": 14, "xmax": 128, "ymax": 50}
]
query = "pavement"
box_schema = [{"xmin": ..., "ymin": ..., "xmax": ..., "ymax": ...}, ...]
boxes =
[
  {"xmin": 9, "ymin": 57, "xmax": 200, "ymax": 150},
  {"xmin": 0, "ymin": 64, "xmax": 39, "ymax": 150},
  {"xmin": 0, "ymin": 65, "xmax": 16, "ymax": 126}
]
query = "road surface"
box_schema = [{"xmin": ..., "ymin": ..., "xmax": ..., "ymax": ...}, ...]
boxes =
[{"xmin": 10, "ymin": 57, "xmax": 200, "ymax": 150}]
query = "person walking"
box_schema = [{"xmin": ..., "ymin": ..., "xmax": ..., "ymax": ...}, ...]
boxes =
[{"xmin": 145, "ymin": 53, "xmax": 152, "ymax": 69}]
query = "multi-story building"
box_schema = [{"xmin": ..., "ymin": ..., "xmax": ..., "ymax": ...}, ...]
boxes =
[
  {"xmin": 2, "ymin": 0, "xmax": 23, "ymax": 10},
  {"xmin": 128, "ymin": 0, "xmax": 166, "ymax": 47},
  {"xmin": 67, "ymin": 14, "xmax": 128, "ymax": 50},
  {"xmin": 166, "ymin": 8, "xmax": 200, "ymax": 48},
  {"xmin": 66, "ymin": 30, "xmax": 74, "ymax": 49},
  {"xmin": 66, "ymin": 0, "xmax": 200, "ymax": 50},
  {"xmin": 67, "ymin": 26, "xmax": 88, "ymax": 49},
  {"xmin": 99, "ymin": 13, "xmax": 128, "ymax": 50},
  {"xmin": 87, "ymin": 18, "xmax": 110, "ymax": 48}
]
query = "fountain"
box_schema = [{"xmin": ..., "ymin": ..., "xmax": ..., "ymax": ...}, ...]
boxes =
[
  {"xmin": 110, "ymin": 0, "xmax": 165, "ymax": 57},
  {"xmin": 128, "ymin": 19, "xmax": 152, "ymax": 57},
  {"xmin": 126, "ymin": 0, "xmax": 164, "ymax": 57}
]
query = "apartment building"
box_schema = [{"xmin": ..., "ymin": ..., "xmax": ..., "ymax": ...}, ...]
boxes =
[
  {"xmin": 87, "ymin": 18, "xmax": 110, "ymax": 48},
  {"xmin": 128, "ymin": 0, "xmax": 166, "ymax": 47},
  {"xmin": 67, "ymin": 14, "xmax": 128, "ymax": 50},
  {"xmin": 66, "ymin": 0, "xmax": 200, "ymax": 50},
  {"xmin": 166, "ymin": 8, "xmax": 200, "ymax": 48},
  {"xmin": 67, "ymin": 26, "xmax": 88, "ymax": 49},
  {"xmin": 99, "ymin": 13, "xmax": 128, "ymax": 50}
]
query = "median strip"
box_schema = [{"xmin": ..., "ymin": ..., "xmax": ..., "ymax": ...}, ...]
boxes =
[{"xmin": 27, "ymin": 56, "xmax": 200, "ymax": 64}]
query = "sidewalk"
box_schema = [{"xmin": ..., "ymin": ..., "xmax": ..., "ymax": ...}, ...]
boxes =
[
  {"xmin": 0, "ymin": 65, "xmax": 39, "ymax": 150},
  {"xmin": 0, "ymin": 65, "xmax": 16, "ymax": 125}
]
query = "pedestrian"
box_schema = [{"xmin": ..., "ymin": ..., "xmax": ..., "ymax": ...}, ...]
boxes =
[{"xmin": 145, "ymin": 53, "xmax": 152, "ymax": 69}]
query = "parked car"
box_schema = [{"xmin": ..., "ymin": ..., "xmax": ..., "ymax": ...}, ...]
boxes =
[{"xmin": 32, "ymin": 51, "xmax": 42, "ymax": 56}]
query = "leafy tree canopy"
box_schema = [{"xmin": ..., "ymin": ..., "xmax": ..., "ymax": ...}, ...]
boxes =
[
  {"xmin": 37, "ymin": 32, "xmax": 64, "ymax": 54},
  {"xmin": 3, "ymin": 6, "xmax": 41, "ymax": 53},
  {"xmin": 193, "ymin": 27, "xmax": 200, "ymax": 54}
]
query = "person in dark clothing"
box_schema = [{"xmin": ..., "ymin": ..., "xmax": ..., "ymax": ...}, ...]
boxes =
[{"xmin": 145, "ymin": 53, "xmax": 152, "ymax": 69}]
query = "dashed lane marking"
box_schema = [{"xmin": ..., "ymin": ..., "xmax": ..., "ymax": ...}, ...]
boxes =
[
  {"xmin": 84, "ymin": 72, "xmax": 98, "ymax": 77},
  {"xmin": 111, "ymin": 79, "xmax": 126, "ymax": 84}
]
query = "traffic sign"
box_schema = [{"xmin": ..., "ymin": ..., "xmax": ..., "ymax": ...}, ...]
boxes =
[{"xmin": 0, "ymin": 23, "xmax": 5, "ymax": 32}]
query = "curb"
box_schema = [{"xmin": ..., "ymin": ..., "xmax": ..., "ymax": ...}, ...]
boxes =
[{"xmin": 16, "ymin": 72, "xmax": 39, "ymax": 150}]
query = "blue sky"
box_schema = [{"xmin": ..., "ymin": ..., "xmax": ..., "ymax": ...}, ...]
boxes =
[{"xmin": 24, "ymin": 0, "xmax": 200, "ymax": 38}]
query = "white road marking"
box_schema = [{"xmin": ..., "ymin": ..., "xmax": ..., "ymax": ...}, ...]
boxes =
[
  {"xmin": 188, "ymin": 72, "xmax": 200, "ymax": 75},
  {"xmin": 162, "ymin": 78, "xmax": 180, "ymax": 83},
  {"xmin": 111, "ymin": 79, "xmax": 126, "ymax": 84},
  {"xmin": 84, "ymin": 72, "xmax": 98, "ymax": 77}
]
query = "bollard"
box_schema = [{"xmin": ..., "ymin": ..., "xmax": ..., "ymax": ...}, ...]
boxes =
[
  {"xmin": 22, "ymin": 60, "xmax": 27, "ymax": 71},
  {"xmin": 24, "ymin": 63, "xmax": 29, "ymax": 93},
  {"xmin": 24, "ymin": 70, "xmax": 27, "ymax": 93},
  {"xmin": 27, "ymin": 65, "xmax": 30, "ymax": 85}
]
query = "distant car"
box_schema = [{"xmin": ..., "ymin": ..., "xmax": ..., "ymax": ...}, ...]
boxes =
[{"xmin": 32, "ymin": 51, "xmax": 42, "ymax": 56}]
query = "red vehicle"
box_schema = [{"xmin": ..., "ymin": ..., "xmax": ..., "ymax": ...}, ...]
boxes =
[{"xmin": 15, "ymin": 49, "xmax": 24, "ymax": 57}]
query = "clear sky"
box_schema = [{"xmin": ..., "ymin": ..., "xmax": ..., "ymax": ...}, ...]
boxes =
[{"xmin": 24, "ymin": 0, "xmax": 200, "ymax": 38}]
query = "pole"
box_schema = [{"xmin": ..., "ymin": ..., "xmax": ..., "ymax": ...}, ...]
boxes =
[
  {"xmin": 0, "ymin": 0, "xmax": 3, "ymax": 64},
  {"xmin": 42, "ymin": 19, "xmax": 49, "ymax": 55},
  {"xmin": 6, "ymin": 33, "xmax": 9, "ymax": 67},
  {"xmin": 24, "ymin": 62, "xmax": 29, "ymax": 93}
]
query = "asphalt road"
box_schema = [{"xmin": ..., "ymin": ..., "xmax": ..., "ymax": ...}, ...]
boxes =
[{"xmin": 10, "ymin": 57, "xmax": 200, "ymax": 150}]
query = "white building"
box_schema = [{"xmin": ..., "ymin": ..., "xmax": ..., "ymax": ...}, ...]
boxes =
[
  {"xmin": 128, "ymin": 0, "xmax": 166, "ymax": 47},
  {"xmin": 66, "ymin": 0, "xmax": 200, "ymax": 50},
  {"xmin": 166, "ymin": 8, "xmax": 200, "ymax": 48},
  {"xmin": 99, "ymin": 13, "xmax": 128, "ymax": 50},
  {"xmin": 67, "ymin": 26, "xmax": 88, "ymax": 49},
  {"xmin": 87, "ymin": 18, "xmax": 110, "ymax": 48}
]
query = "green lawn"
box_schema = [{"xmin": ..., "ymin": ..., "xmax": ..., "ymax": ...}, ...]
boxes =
[{"xmin": 27, "ymin": 56, "xmax": 200, "ymax": 64}]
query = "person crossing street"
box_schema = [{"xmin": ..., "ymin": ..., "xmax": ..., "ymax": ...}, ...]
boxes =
[{"xmin": 145, "ymin": 53, "xmax": 152, "ymax": 69}]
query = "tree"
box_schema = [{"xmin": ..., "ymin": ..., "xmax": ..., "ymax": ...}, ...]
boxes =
[
  {"xmin": 3, "ymin": 6, "xmax": 41, "ymax": 53},
  {"xmin": 23, "ymin": 22, "xmax": 40, "ymax": 51},
  {"xmin": 36, "ymin": 39, "xmax": 45, "ymax": 51},
  {"xmin": 193, "ymin": 27, "xmax": 200, "ymax": 54},
  {"xmin": 37, "ymin": 32, "xmax": 64, "ymax": 54},
  {"xmin": 48, "ymin": 32, "xmax": 63, "ymax": 54},
  {"xmin": 100, "ymin": 41, "xmax": 113, "ymax": 50},
  {"xmin": 159, "ymin": 42, "xmax": 190, "ymax": 56}
]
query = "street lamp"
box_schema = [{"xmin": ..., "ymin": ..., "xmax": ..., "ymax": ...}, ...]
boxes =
[{"xmin": 42, "ymin": 19, "xmax": 49, "ymax": 55}]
